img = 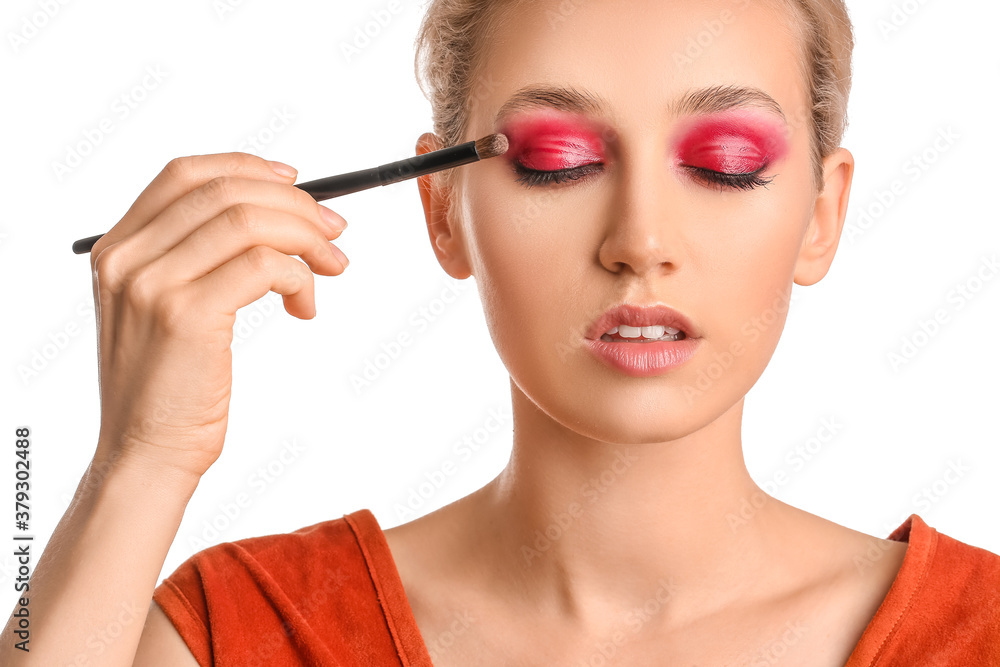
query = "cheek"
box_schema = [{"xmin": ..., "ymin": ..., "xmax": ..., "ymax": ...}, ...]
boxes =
[{"xmin": 462, "ymin": 172, "xmax": 589, "ymax": 353}]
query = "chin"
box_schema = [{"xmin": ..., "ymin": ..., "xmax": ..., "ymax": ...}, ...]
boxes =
[{"xmin": 532, "ymin": 378, "xmax": 727, "ymax": 445}]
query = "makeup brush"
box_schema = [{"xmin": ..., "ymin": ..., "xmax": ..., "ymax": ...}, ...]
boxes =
[{"xmin": 71, "ymin": 133, "xmax": 509, "ymax": 254}]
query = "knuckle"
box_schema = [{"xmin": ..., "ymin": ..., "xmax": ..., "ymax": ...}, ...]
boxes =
[
  {"xmin": 308, "ymin": 235, "xmax": 330, "ymax": 258},
  {"xmin": 287, "ymin": 262, "xmax": 314, "ymax": 291},
  {"xmin": 225, "ymin": 202, "xmax": 260, "ymax": 235},
  {"xmin": 220, "ymin": 151, "xmax": 263, "ymax": 172},
  {"xmin": 204, "ymin": 175, "xmax": 240, "ymax": 204},
  {"xmin": 163, "ymin": 156, "xmax": 196, "ymax": 183},
  {"xmin": 151, "ymin": 290, "xmax": 194, "ymax": 334},
  {"xmin": 244, "ymin": 244, "xmax": 275, "ymax": 274},
  {"xmin": 121, "ymin": 266, "xmax": 159, "ymax": 309},
  {"xmin": 93, "ymin": 247, "xmax": 125, "ymax": 286}
]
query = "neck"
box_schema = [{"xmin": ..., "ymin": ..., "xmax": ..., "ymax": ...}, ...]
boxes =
[{"xmin": 470, "ymin": 382, "xmax": 811, "ymax": 631}]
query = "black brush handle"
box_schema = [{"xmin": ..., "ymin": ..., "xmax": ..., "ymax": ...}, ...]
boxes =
[
  {"xmin": 298, "ymin": 140, "xmax": 479, "ymax": 201},
  {"xmin": 71, "ymin": 140, "xmax": 481, "ymax": 254}
]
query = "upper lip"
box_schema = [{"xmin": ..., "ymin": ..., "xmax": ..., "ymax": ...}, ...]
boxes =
[{"xmin": 586, "ymin": 303, "xmax": 701, "ymax": 340}]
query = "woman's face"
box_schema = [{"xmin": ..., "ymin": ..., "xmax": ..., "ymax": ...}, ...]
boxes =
[{"xmin": 433, "ymin": 0, "xmax": 843, "ymax": 443}]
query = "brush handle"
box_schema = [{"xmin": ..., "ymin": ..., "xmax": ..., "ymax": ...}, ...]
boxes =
[
  {"xmin": 297, "ymin": 139, "xmax": 479, "ymax": 201},
  {"xmin": 73, "ymin": 234, "xmax": 105, "ymax": 254},
  {"xmin": 71, "ymin": 140, "xmax": 482, "ymax": 254}
]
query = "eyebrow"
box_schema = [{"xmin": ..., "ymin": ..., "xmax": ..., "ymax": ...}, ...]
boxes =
[{"xmin": 492, "ymin": 83, "xmax": 787, "ymax": 127}]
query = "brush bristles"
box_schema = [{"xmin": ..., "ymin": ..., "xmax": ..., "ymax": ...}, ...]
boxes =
[{"xmin": 475, "ymin": 133, "xmax": 509, "ymax": 160}]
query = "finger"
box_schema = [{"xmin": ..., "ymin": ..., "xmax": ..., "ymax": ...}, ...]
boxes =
[
  {"xmin": 93, "ymin": 177, "xmax": 346, "ymax": 293},
  {"xmin": 90, "ymin": 153, "xmax": 298, "ymax": 264},
  {"xmin": 146, "ymin": 202, "xmax": 348, "ymax": 285},
  {"xmin": 117, "ymin": 176, "xmax": 346, "ymax": 274},
  {"xmin": 189, "ymin": 246, "xmax": 319, "ymax": 321}
]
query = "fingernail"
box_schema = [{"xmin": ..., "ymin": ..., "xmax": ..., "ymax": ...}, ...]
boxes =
[
  {"xmin": 267, "ymin": 160, "xmax": 297, "ymax": 178},
  {"xmin": 329, "ymin": 243, "xmax": 350, "ymax": 269},
  {"xmin": 320, "ymin": 206, "xmax": 347, "ymax": 232}
]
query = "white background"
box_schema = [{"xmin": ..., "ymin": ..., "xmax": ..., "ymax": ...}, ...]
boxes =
[{"xmin": 1, "ymin": 0, "xmax": 998, "ymax": 618}]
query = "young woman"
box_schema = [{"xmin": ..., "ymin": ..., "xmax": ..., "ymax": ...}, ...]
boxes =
[{"xmin": 4, "ymin": 0, "xmax": 998, "ymax": 665}]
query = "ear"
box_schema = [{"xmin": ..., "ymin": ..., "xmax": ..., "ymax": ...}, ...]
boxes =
[
  {"xmin": 794, "ymin": 147, "xmax": 855, "ymax": 286},
  {"xmin": 416, "ymin": 132, "xmax": 473, "ymax": 280}
]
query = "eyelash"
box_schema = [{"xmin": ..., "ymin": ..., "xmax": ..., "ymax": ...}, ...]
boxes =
[
  {"xmin": 683, "ymin": 165, "xmax": 776, "ymax": 192},
  {"xmin": 512, "ymin": 162, "xmax": 775, "ymax": 191},
  {"xmin": 513, "ymin": 162, "xmax": 603, "ymax": 186}
]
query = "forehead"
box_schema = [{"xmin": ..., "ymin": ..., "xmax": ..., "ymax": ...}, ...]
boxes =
[{"xmin": 470, "ymin": 0, "xmax": 808, "ymax": 135}]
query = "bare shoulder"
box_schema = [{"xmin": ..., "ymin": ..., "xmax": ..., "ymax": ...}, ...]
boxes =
[
  {"xmin": 821, "ymin": 531, "xmax": 909, "ymax": 643},
  {"xmin": 131, "ymin": 600, "xmax": 200, "ymax": 667},
  {"xmin": 761, "ymin": 526, "xmax": 909, "ymax": 666}
]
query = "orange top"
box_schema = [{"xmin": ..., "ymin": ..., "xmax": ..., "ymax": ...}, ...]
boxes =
[{"xmin": 152, "ymin": 511, "xmax": 1000, "ymax": 666}]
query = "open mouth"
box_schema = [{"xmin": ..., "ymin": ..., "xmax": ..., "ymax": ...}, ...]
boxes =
[{"xmin": 599, "ymin": 325, "xmax": 686, "ymax": 343}]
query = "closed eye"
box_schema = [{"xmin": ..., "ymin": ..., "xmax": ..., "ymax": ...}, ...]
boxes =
[
  {"xmin": 681, "ymin": 165, "xmax": 776, "ymax": 192},
  {"xmin": 513, "ymin": 161, "xmax": 603, "ymax": 187},
  {"xmin": 511, "ymin": 160, "xmax": 776, "ymax": 192}
]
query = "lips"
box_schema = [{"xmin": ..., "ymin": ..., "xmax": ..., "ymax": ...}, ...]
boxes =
[{"xmin": 586, "ymin": 304, "xmax": 700, "ymax": 341}]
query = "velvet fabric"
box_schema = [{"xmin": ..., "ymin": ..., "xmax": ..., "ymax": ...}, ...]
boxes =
[{"xmin": 152, "ymin": 510, "xmax": 999, "ymax": 666}]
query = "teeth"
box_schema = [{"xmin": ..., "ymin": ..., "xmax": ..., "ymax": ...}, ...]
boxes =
[
  {"xmin": 618, "ymin": 325, "xmax": 643, "ymax": 338},
  {"xmin": 603, "ymin": 324, "xmax": 682, "ymax": 337}
]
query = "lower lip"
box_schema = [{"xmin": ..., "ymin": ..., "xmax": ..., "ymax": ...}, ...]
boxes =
[{"xmin": 584, "ymin": 337, "xmax": 701, "ymax": 377}]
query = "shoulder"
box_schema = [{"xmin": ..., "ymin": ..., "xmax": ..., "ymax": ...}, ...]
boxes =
[
  {"xmin": 151, "ymin": 509, "xmax": 389, "ymax": 665},
  {"xmin": 159, "ymin": 510, "xmax": 372, "ymax": 602},
  {"xmin": 920, "ymin": 520, "xmax": 1000, "ymax": 626},
  {"xmin": 863, "ymin": 515, "xmax": 1000, "ymax": 665}
]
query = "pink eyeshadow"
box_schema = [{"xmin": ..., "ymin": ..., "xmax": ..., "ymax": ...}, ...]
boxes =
[
  {"xmin": 500, "ymin": 111, "xmax": 606, "ymax": 171},
  {"xmin": 673, "ymin": 111, "xmax": 788, "ymax": 173}
]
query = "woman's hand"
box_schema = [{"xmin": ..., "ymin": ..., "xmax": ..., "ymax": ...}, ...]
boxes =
[{"xmin": 88, "ymin": 152, "xmax": 349, "ymax": 481}]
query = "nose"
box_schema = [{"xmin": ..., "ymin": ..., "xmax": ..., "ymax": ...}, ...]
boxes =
[{"xmin": 597, "ymin": 140, "xmax": 685, "ymax": 278}]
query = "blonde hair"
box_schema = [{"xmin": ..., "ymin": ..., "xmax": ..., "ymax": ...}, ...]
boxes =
[{"xmin": 414, "ymin": 0, "xmax": 854, "ymax": 190}]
